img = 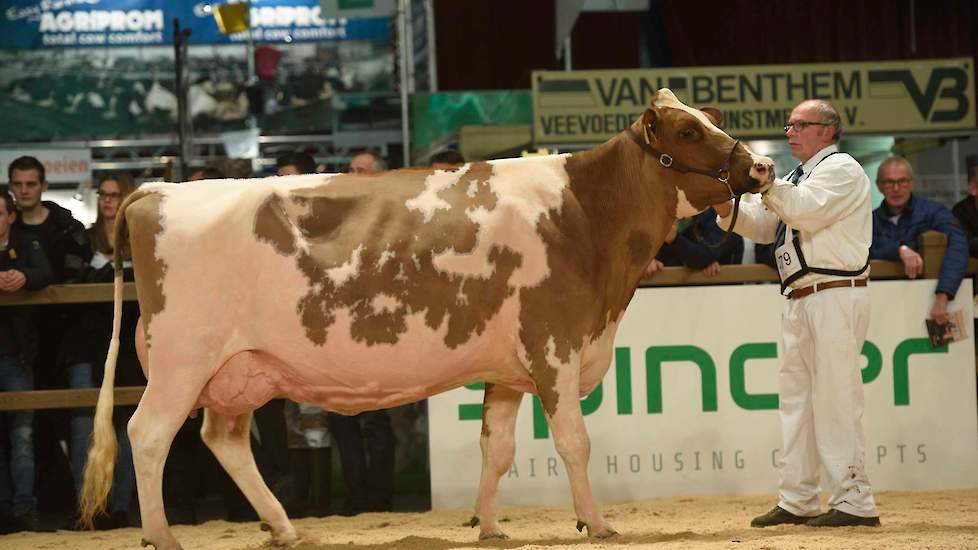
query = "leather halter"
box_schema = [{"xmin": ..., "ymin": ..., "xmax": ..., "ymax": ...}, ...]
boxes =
[{"xmin": 626, "ymin": 124, "xmax": 744, "ymax": 248}]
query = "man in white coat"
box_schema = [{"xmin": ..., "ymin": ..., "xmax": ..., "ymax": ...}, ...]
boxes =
[{"xmin": 715, "ymin": 99, "xmax": 880, "ymax": 528}]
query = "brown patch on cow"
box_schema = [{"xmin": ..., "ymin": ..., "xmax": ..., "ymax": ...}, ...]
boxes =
[
  {"xmin": 255, "ymin": 162, "xmax": 514, "ymax": 349},
  {"xmin": 124, "ymin": 192, "xmax": 168, "ymax": 349},
  {"xmin": 518, "ymin": 134, "xmax": 685, "ymax": 415},
  {"xmin": 254, "ymin": 194, "xmax": 297, "ymax": 255},
  {"xmin": 627, "ymin": 230, "xmax": 653, "ymax": 267}
]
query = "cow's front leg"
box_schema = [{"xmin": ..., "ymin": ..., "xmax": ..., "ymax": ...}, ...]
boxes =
[
  {"xmin": 536, "ymin": 364, "xmax": 617, "ymax": 539},
  {"xmin": 470, "ymin": 383, "xmax": 522, "ymax": 540}
]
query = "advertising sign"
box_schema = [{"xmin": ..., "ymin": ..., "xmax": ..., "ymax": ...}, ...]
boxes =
[
  {"xmin": 532, "ymin": 58, "xmax": 976, "ymax": 143},
  {"xmin": 0, "ymin": 148, "xmax": 92, "ymax": 184},
  {"xmin": 0, "ymin": 0, "xmax": 390, "ymax": 49},
  {"xmin": 429, "ymin": 280, "xmax": 978, "ymax": 509}
]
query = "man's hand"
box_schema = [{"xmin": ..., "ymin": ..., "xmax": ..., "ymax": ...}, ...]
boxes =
[
  {"xmin": 701, "ymin": 261, "xmax": 721, "ymax": 277},
  {"xmin": 930, "ymin": 292, "xmax": 950, "ymax": 325},
  {"xmin": 644, "ymin": 258, "xmax": 665, "ymax": 278},
  {"xmin": 0, "ymin": 270, "xmax": 26, "ymax": 293},
  {"xmin": 898, "ymin": 245, "xmax": 923, "ymax": 279},
  {"xmin": 713, "ymin": 200, "xmax": 733, "ymax": 218},
  {"xmin": 750, "ymin": 160, "xmax": 776, "ymax": 194}
]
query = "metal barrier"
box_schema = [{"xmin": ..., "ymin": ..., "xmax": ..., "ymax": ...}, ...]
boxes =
[{"xmin": 0, "ymin": 231, "xmax": 973, "ymax": 412}]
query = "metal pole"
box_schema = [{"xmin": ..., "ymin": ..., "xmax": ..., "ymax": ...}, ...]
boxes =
[
  {"xmin": 398, "ymin": 0, "xmax": 410, "ymax": 166},
  {"xmin": 951, "ymin": 137, "xmax": 961, "ymax": 201},
  {"xmin": 173, "ymin": 18, "xmax": 192, "ymax": 182},
  {"xmin": 563, "ymin": 36, "xmax": 572, "ymax": 71},
  {"xmin": 425, "ymin": 0, "xmax": 437, "ymax": 91}
]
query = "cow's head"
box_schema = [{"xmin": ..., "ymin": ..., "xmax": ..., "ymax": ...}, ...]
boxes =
[{"xmin": 634, "ymin": 88, "xmax": 773, "ymax": 217}]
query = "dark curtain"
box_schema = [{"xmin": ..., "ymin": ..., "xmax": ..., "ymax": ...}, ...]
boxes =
[{"xmin": 662, "ymin": 0, "xmax": 978, "ymax": 67}]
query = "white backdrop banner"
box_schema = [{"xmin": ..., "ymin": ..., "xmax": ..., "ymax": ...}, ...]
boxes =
[
  {"xmin": 429, "ymin": 280, "xmax": 978, "ymax": 509},
  {"xmin": 0, "ymin": 148, "xmax": 92, "ymax": 184}
]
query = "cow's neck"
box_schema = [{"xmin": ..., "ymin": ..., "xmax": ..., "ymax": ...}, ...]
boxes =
[{"xmin": 562, "ymin": 130, "xmax": 678, "ymax": 324}]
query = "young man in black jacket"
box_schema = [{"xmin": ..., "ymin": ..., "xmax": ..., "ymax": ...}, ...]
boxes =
[
  {"xmin": 7, "ymin": 155, "xmax": 91, "ymax": 525},
  {"xmin": 0, "ymin": 189, "xmax": 52, "ymax": 532}
]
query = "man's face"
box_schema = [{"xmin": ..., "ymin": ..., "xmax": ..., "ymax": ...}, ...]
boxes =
[
  {"xmin": 349, "ymin": 154, "xmax": 378, "ymax": 175},
  {"xmin": 877, "ymin": 162, "xmax": 915, "ymax": 213},
  {"xmin": 0, "ymin": 202, "xmax": 14, "ymax": 241},
  {"xmin": 277, "ymin": 165, "xmax": 300, "ymax": 177},
  {"xmin": 9, "ymin": 168, "xmax": 46, "ymax": 210},
  {"xmin": 785, "ymin": 103, "xmax": 834, "ymax": 163}
]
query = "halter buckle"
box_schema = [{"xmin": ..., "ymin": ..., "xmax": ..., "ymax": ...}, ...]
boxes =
[{"xmin": 659, "ymin": 154, "xmax": 673, "ymax": 168}]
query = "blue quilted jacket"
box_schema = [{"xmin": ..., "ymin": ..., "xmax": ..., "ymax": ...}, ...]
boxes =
[{"xmin": 870, "ymin": 195, "xmax": 968, "ymax": 298}]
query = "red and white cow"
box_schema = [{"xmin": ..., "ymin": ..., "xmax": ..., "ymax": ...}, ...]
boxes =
[{"xmin": 80, "ymin": 88, "xmax": 774, "ymax": 549}]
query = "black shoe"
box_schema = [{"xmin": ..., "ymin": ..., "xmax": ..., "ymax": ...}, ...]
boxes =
[
  {"xmin": 750, "ymin": 506, "xmax": 811, "ymax": 527},
  {"xmin": 110, "ymin": 510, "xmax": 131, "ymax": 529},
  {"xmin": 806, "ymin": 509, "xmax": 880, "ymax": 527},
  {"xmin": 10, "ymin": 508, "xmax": 39, "ymax": 532}
]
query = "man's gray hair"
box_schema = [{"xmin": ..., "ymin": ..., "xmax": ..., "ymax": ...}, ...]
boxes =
[
  {"xmin": 355, "ymin": 150, "xmax": 387, "ymax": 171},
  {"xmin": 877, "ymin": 155, "xmax": 914, "ymax": 181},
  {"xmin": 811, "ymin": 100, "xmax": 842, "ymax": 142}
]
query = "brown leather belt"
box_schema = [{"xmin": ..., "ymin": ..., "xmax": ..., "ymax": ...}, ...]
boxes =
[{"xmin": 789, "ymin": 278, "xmax": 867, "ymax": 300}]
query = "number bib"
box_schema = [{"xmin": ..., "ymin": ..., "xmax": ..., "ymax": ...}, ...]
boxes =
[{"xmin": 775, "ymin": 235, "xmax": 802, "ymax": 282}]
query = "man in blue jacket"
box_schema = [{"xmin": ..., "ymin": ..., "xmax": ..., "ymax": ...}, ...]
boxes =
[{"xmin": 870, "ymin": 156, "xmax": 967, "ymax": 325}]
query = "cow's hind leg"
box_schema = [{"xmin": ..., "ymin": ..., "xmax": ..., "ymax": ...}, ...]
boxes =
[
  {"xmin": 201, "ymin": 408, "xmax": 298, "ymax": 546},
  {"xmin": 129, "ymin": 379, "xmax": 206, "ymax": 550},
  {"xmin": 470, "ymin": 383, "xmax": 522, "ymax": 540},
  {"xmin": 537, "ymin": 365, "xmax": 616, "ymax": 539}
]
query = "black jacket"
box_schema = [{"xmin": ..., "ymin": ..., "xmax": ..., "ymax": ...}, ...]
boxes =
[
  {"xmin": 13, "ymin": 200, "xmax": 91, "ymax": 284},
  {"xmin": 59, "ymin": 230, "xmax": 143, "ymax": 386},
  {"xmin": 0, "ymin": 226, "xmax": 53, "ymax": 366},
  {"xmin": 951, "ymin": 196, "xmax": 978, "ymax": 258}
]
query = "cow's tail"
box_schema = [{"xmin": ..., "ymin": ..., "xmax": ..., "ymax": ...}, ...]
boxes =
[{"xmin": 79, "ymin": 189, "xmax": 146, "ymax": 528}]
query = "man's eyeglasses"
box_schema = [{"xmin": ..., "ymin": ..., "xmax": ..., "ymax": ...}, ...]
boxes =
[
  {"xmin": 97, "ymin": 191, "xmax": 122, "ymax": 200},
  {"xmin": 783, "ymin": 121, "xmax": 829, "ymax": 133},
  {"xmin": 878, "ymin": 177, "xmax": 913, "ymax": 188}
]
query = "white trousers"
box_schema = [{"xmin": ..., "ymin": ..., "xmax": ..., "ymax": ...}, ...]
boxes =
[{"xmin": 777, "ymin": 286, "xmax": 878, "ymax": 518}]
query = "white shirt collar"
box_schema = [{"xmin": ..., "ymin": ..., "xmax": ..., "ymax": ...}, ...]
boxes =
[{"xmin": 798, "ymin": 144, "xmax": 839, "ymax": 178}]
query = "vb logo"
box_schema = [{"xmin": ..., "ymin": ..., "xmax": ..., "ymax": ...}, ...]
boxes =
[{"xmin": 868, "ymin": 67, "xmax": 970, "ymax": 123}]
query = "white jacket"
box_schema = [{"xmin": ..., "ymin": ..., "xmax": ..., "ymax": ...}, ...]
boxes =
[{"xmin": 717, "ymin": 144, "xmax": 872, "ymax": 292}]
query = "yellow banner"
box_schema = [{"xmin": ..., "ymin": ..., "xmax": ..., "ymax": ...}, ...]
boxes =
[{"xmin": 532, "ymin": 58, "xmax": 976, "ymax": 144}]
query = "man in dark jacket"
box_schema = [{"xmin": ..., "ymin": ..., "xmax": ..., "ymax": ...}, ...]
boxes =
[
  {"xmin": 0, "ymin": 189, "xmax": 52, "ymax": 532},
  {"xmin": 8, "ymin": 156, "xmax": 90, "ymax": 284},
  {"xmin": 654, "ymin": 207, "xmax": 744, "ymax": 276},
  {"xmin": 7, "ymin": 155, "xmax": 92, "ymax": 523},
  {"xmin": 870, "ymin": 156, "xmax": 968, "ymax": 325},
  {"xmin": 951, "ymin": 154, "xmax": 978, "ymax": 258}
]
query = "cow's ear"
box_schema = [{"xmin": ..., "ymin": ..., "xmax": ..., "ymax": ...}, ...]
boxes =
[
  {"xmin": 642, "ymin": 108, "xmax": 658, "ymax": 143},
  {"xmin": 701, "ymin": 107, "xmax": 723, "ymax": 127}
]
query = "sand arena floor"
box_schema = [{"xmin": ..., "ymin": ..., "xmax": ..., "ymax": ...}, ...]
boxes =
[{"xmin": 1, "ymin": 489, "xmax": 975, "ymax": 549}]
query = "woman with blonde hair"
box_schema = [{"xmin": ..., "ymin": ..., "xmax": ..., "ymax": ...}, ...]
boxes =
[{"xmin": 61, "ymin": 171, "xmax": 141, "ymax": 529}]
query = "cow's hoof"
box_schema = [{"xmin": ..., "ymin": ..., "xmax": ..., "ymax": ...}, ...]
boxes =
[
  {"xmin": 478, "ymin": 531, "xmax": 510, "ymax": 540},
  {"xmin": 590, "ymin": 526, "xmax": 619, "ymax": 539},
  {"xmin": 468, "ymin": 516, "xmax": 479, "ymax": 527},
  {"xmin": 140, "ymin": 539, "xmax": 183, "ymax": 550},
  {"xmin": 259, "ymin": 521, "xmax": 299, "ymax": 546}
]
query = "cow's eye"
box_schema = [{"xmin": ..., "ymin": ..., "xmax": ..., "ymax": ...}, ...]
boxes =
[{"xmin": 679, "ymin": 128, "xmax": 699, "ymax": 140}]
